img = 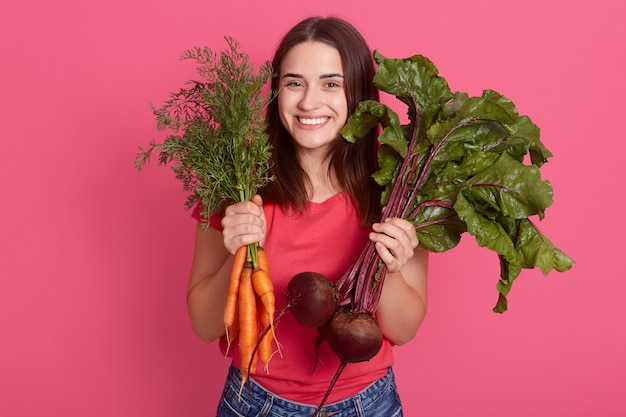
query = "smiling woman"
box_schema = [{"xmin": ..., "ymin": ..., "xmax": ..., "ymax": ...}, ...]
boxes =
[
  {"xmin": 277, "ymin": 41, "xmax": 349, "ymax": 202},
  {"xmin": 184, "ymin": 15, "xmax": 429, "ymax": 417},
  {"xmin": 263, "ymin": 17, "xmax": 382, "ymax": 222},
  {"xmin": 2, "ymin": 0, "xmax": 622, "ymax": 416},
  {"xmin": 278, "ymin": 41, "xmax": 348, "ymax": 153}
]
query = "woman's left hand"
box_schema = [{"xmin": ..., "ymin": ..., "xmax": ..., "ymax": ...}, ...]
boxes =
[{"xmin": 369, "ymin": 217, "xmax": 419, "ymax": 273}]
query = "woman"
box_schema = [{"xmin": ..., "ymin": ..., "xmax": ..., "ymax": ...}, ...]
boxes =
[{"xmin": 186, "ymin": 16, "xmax": 428, "ymax": 416}]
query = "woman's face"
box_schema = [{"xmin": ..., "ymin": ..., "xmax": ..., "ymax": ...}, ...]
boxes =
[{"xmin": 277, "ymin": 41, "xmax": 348, "ymax": 156}]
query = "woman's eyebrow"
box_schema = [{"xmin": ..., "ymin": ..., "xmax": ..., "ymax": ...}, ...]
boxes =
[
  {"xmin": 320, "ymin": 73, "xmax": 344, "ymax": 79},
  {"xmin": 281, "ymin": 73, "xmax": 344, "ymax": 79}
]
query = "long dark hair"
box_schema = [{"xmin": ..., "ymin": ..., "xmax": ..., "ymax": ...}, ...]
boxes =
[{"xmin": 261, "ymin": 16, "xmax": 381, "ymax": 226}]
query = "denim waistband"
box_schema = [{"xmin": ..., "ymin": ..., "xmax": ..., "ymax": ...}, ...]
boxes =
[{"xmin": 222, "ymin": 364, "xmax": 397, "ymax": 416}]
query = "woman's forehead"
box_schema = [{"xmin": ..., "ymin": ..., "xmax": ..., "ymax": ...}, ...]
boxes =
[{"xmin": 281, "ymin": 41, "xmax": 343, "ymax": 76}]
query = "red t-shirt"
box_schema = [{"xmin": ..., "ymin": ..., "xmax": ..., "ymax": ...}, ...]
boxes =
[{"xmin": 192, "ymin": 192, "xmax": 394, "ymax": 404}]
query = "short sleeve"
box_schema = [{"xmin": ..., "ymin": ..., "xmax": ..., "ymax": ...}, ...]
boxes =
[{"xmin": 191, "ymin": 201, "xmax": 223, "ymax": 231}]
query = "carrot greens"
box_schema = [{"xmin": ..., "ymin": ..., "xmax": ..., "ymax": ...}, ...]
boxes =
[{"xmin": 134, "ymin": 37, "xmax": 275, "ymax": 232}]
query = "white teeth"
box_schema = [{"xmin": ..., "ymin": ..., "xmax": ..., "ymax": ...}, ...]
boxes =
[{"xmin": 299, "ymin": 117, "xmax": 327, "ymax": 125}]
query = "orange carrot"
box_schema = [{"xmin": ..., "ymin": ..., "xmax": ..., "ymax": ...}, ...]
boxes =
[
  {"xmin": 224, "ymin": 245, "xmax": 247, "ymax": 334},
  {"xmin": 223, "ymin": 300, "xmax": 239, "ymax": 356},
  {"xmin": 256, "ymin": 292, "xmax": 274, "ymax": 370},
  {"xmin": 251, "ymin": 266, "xmax": 281, "ymax": 360},
  {"xmin": 251, "ymin": 266, "xmax": 273, "ymax": 297},
  {"xmin": 238, "ymin": 263, "xmax": 257, "ymax": 395},
  {"xmin": 257, "ymin": 246, "xmax": 270, "ymax": 273},
  {"xmin": 252, "ymin": 267, "xmax": 275, "ymax": 322},
  {"xmin": 254, "ymin": 247, "xmax": 273, "ymax": 338}
]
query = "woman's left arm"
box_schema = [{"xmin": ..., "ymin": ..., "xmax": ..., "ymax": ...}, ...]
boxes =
[{"xmin": 369, "ymin": 218, "xmax": 429, "ymax": 346}]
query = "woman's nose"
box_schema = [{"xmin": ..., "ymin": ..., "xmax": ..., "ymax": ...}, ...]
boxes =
[{"xmin": 298, "ymin": 87, "xmax": 321, "ymax": 111}]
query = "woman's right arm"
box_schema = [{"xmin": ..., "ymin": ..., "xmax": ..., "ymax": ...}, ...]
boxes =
[
  {"xmin": 186, "ymin": 223, "xmax": 233, "ymax": 343},
  {"xmin": 186, "ymin": 196, "xmax": 266, "ymax": 343}
]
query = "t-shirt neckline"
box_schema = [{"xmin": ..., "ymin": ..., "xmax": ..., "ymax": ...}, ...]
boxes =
[{"xmin": 307, "ymin": 191, "xmax": 347, "ymax": 209}]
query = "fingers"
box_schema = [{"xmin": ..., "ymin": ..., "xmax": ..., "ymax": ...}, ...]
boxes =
[
  {"xmin": 221, "ymin": 197, "xmax": 266, "ymax": 254},
  {"xmin": 370, "ymin": 217, "xmax": 418, "ymax": 273},
  {"xmin": 251, "ymin": 194, "xmax": 263, "ymax": 207},
  {"xmin": 371, "ymin": 218, "xmax": 418, "ymax": 250}
]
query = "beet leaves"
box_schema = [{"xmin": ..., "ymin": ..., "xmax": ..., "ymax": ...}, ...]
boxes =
[{"xmin": 338, "ymin": 51, "xmax": 574, "ymax": 314}]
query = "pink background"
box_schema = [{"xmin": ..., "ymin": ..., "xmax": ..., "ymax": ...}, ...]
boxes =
[{"xmin": 1, "ymin": 0, "xmax": 624, "ymax": 416}]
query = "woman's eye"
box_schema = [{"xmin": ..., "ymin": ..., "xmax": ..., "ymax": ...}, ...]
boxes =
[
  {"xmin": 325, "ymin": 81, "xmax": 342, "ymax": 89},
  {"xmin": 284, "ymin": 80, "xmax": 302, "ymax": 88}
]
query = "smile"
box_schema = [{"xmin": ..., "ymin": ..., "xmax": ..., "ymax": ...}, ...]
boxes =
[{"xmin": 298, "ymin": 117, "xmax": 328, "ymax": 125}]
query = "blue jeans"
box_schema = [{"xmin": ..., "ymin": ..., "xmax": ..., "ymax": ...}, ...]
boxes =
[{"xmin": 216, "ymin": 365, "xmax": 403, "ymax": 417}]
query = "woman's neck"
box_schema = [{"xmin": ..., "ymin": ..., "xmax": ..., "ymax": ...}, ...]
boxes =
[{"xmin": 298, "ymin": 151, "xmax": 342, "ymax": 203}]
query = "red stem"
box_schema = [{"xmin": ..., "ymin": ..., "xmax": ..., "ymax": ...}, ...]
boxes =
[{"xmin": 338, "ymin": 98, "xmax": 483, "ymax": 313}]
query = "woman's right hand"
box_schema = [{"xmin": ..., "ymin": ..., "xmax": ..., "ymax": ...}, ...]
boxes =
[{"xmin": 220, "ymin": 194, "xmax": 266, "ymax": 254}]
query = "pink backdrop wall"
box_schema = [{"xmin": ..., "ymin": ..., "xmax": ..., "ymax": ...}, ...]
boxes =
[{"xmin": 1, "ymin": 0, "xmax": 624, "ymax": 415}]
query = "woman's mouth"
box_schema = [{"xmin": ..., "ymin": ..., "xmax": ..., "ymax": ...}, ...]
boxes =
[{"xmin": 298, "ymin": 117, "xmax": 328, "ymax": 126}]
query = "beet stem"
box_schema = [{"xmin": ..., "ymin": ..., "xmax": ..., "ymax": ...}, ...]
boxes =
[
  {"xmin": 334, "ymin": 103, "xmax": 436, "ymax": 313},
  {"xmin": 311, "ymin": 361, "xmax": 347, "ymax": 417}
]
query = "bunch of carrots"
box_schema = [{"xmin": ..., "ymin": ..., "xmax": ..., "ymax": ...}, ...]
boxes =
[
  {"xmin": 224, "ymin": 243, "xmax": 280, "ymax": 393},
  {"xmin": 134, "ymin": 38, "xmax": 280, "ymax": 395}
]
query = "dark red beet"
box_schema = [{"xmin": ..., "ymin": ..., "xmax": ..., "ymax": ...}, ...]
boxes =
[
  {"xmin": 285, "ymin": 272, "xmax": 337, "ymax": 328},
  {"xmin": 311, "ymin": 310, "xmax": 383, "ymax": 417},
  {"xmin": 324, "ymin": 309, "xmax": 383, "ymax": 363}
]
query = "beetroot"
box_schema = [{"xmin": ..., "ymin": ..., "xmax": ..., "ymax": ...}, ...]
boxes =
[
  {"xmin": 311, "ymin": 309, "xmax": 383, "ymax": 417},
  {"xmin": 324, "ymin": 309, "xmax": 383, "ymax": 363},
  {"xmin": 285, "ymin": 272, "xmax": 337, "ymax": 328},
  {"xmin": 267, "ymin": 274, "xmax": 384, "ymax": 416}
]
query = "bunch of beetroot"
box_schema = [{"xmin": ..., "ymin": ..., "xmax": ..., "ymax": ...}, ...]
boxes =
[
  {"xmin": 278, "ymin": 272, "xmax": 383, "ymax": 416},
  {"xmin": 266, "ymin": 51, "xmax": 574, "ymax": 416}
]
